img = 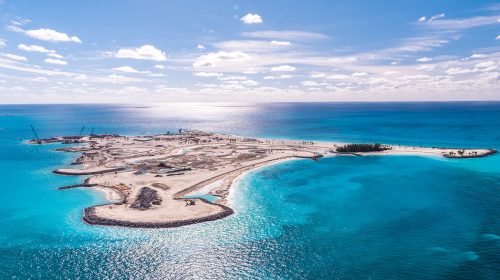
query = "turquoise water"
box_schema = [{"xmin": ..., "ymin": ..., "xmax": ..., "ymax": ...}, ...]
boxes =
[
  {"xmin": 184, "ymin": 194, "xmax": 220, "ymax": 203},
  {"xmin": 0, "ymin": 103, "xmax": 499, "ymax": 279}
]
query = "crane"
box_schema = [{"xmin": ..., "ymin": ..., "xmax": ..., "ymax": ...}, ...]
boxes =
[{"xmin": 30, "ymin": 125, "xmax": 41, "ymax": 144}]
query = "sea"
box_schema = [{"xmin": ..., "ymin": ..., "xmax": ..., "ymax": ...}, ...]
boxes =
[{"xmin": 0, "ymin": 102, "xmax": 499, "ymax": 279}]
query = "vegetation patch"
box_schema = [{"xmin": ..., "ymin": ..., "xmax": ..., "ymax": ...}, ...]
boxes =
[{"xmin": 336, "ymin": 143, "xmax": 390, "ymax": 153}]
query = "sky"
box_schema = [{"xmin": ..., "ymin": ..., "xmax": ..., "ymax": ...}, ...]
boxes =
[{"xmin": 0, "ymin": 0, "xmax": 499, "ymax": 103}]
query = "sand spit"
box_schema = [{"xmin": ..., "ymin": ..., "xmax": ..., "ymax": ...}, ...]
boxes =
[{"xmin": 31, "ymin": 130, "xmax": 496, "ymax": 228}]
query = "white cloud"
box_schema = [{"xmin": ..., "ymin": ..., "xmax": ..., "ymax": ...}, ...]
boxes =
[
  {"xmin": 154, "ymin": 64, "xmax": 165, "ymax": 69},
  {"xmin": 417, "ymin": 64, "xmax": 435, "ymax": 71},
  {"xmin": 326, "ymin": 74, "xmax": 349, "ymax": 80},
  {"xmin": 416, "ymin": 57, "xmax": 432, "ymax": 62},
  {"xmin": 423, "ymin": 15, "xmax": 498, "ymax": 31},
  {"xmin": 270, "ymin": 40, "xmax": 291, "ymax": 46},
  {"xmin": 446, "ymin": 67, "xmax": 474, "ymax": 75},
  {"xmin": 242, "ymin": 30, "xmax": 329, "ymax": 40},
  {"xmin": 18, "ymin": 44, "xmax": 54, "ymax": 54},
  {"xmin": 352, "ymin": 72, "xmax": 368, "ymax": 77},
  {"xmin": 47, "ymin": 53, "xmax": 64, "ymax": 59},
  {"xmin": 469, "ymin": 54, "xmax": 487, "ymax": 59},
  {"xmin": 219, "ymin": 76, "xmax": 247, "ymax": 81},
  {"xmin": 474, "ymin": 61, "xmax": 496, "ymax": 68},
  {"xmin": 74, "ymin": 74, "xmax": 87, "ymax": 80},
  {"xmin": 418, "ymin": 16, "xmax": 427, "ymax": 22},
  {"xmin": 193, "ymin": 51, "xmax": 251, "ymax": 68},
  {"xmin": 241, "ymin": 80, "xmax": 259, "ymax": 86},
  {"xmin": 17, "ymin": 43, "xmax": 64, "ymax": 59},
  {"xmin": 387, "ymin": 37, "xmax": 449, "ymax": 53},
  {"xmin": 310, "ymin": 73, "xmax": 326, "ymax": 78},
  {"xmin": 429, "ymin": 13, "xmax": 445, "ymax": 22},
  {"xmin": 0, "ymin": 40, "xmax": 5, "ymax": 47},
  {"xmin": 104, "ymin": 74, "xmax": 133, "ymax": 83},
  {"xmin": 7, "ymin": 25, "xmax": 25, "ymax": 33},
  {"xmin": 496, "ymin": 35, "xmax": 500, "ymax": 40},
  {"xmin": 194, "ymin": 72, "xmax": 224, "ymax": 77},
  {"xmin": 270, "ymin": 65, "xmax": 296, "ymax": 72},
  {"xmin": 241, "ymin": 13, "xmax": 263, "ymax": 24},
  {"xmin": 329, "ymin": 57, "xmax": 358, "ymax": 63},
  {"xmin": 112, "ymin": 66, "xmax": 139, "ymax": 73},
  {"xmin": 44, "ymin": 58, "xmax": 67, "ymax": 65},
  {"xmin": 1, "ymin": 53, "xmax": 27, "ymax": 61},
  {"xmin": 263, "ymin": 75, "xmax": 293, "ymax": 80},
  {"xmin": 33, "ymin": 77, "xmax": 48, "ymax": 82},
  {"xmin": 301, "ymin": 80, "xmax": 329, "ymax": 86},
  {"xmin": 25, "ymin": 28, "xmax": 82, "ymax": 43},
  {"xmin": 148, "ymin": 73, "xmax": 164, "ymax": 77},
  {"xmin": 115, "ymin": 45, "xmax": 167, "ymax": 61},
  {"xmin": 197, "ymin": 44, "xmax": 206, "ymax": 50}
]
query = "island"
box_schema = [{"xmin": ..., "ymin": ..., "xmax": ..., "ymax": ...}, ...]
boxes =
[{"xmin": 30, "ymin": 130, "xmax": 497, "ymax": 228}]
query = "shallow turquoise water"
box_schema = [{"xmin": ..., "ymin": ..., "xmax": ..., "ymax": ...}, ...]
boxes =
[{"xmin": 0, "ymin": 103, "xmax": 499, "ymax": 279}]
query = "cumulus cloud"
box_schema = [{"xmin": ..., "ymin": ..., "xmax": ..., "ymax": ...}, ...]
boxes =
[
  {"xmin": 1, "ymin": 53, "xmax": 27, "ymax": 61},
  {"xmin": 47, "ymin": 53, "xmax": 64, "ymax": 59},
  {"xmin": 352, "ymin": 72, "xmax": 368, "ymax": 77},
  {"xmin": 469, "ymin": 54, "xmax": 486, "ymax": 59},
  {"xmin": 241, "ymin": 80, "xmax": 259, "ymax": 86},
  {"xmin": 0, "ymin": 40, "xmax": 6, "ymax": 47},
  {"xmin": 241, "ymin": 13, "xmax": 263, "ymax": 24},
  {"xmin": 194, "ymin": 72, "xmax": 224, "ymax": 77},
  {"xmin": 270, "ymin": 40, "xmax": 291, "ymax": 46},
  {"xmin": 193, "ymin": 51, "xmax": 251, "ymax": 68},
  {"xmin": 115, "ymin": 45, "xmax": 167, "ymax": 61},
  {"xmin": 44, "ymin": 58, "xmax": 67, "ymax": 65},
  {"xmin": 496, "ymin": 35, "xmax": 500, "ymax": 40},
  {"xmin": 474, "ymin": 61, "xmax": 496, "ymax": 68},
  {"xmin": 416, "ymin": 57, "xmax": 432, "ymax": 62},
  {"xmin": 25, "ymin": 28, "xmax": 82, "ymax": 43},
  {"xmin": 197, "ymin": 44, "xmax": 206, "ymax": 50},
  {"xmin": 18, "ymin": 44, "xmax": 54, "ymax": 53},
  {"xmin": 418, "ymin": 16, "xmax": 427, "ymax": 22},
  {"xmin": 301, "ymin": 80, "xmax": 329, "ymax": 86},
  {"xmin": 270, "ymin": 65, "xmax": 296, "ymax": 72},
  {"xmin": 112, "ymin": 66, "xmax": 139, "ymax": 73},
  {"xmin": 154, "ymin": 64, "xmax": 165, "ymax": 69}
]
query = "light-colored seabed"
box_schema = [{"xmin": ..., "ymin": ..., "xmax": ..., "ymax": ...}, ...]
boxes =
[{"xmin": 32, "ymin": 130, "xmax": 496, "ymax": 228}]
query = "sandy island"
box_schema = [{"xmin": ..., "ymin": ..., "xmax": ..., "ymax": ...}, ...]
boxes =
[{"xmin": 30, "ymin": 130, "xmax": 496, "ymax": 228}]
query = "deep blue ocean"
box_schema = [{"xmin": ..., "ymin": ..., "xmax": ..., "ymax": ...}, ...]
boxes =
[{"xmin": 0, "ymin": 102, "xmax": 499, "ymax": 279}]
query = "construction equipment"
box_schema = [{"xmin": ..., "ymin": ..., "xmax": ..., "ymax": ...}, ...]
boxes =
[{"xmin": 30, "ymin": 125, "xmax": 41, "ymax": 144}]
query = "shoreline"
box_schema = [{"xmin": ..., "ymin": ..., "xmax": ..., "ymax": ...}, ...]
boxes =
[{"xmin": 34, "ymin": 130, "xmax": 496, "ymax": 229}]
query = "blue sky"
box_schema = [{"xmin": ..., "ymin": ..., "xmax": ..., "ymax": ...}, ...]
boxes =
[{"xmin": 0, "ymin": 0, "xmax": 499, "ymax": 103}]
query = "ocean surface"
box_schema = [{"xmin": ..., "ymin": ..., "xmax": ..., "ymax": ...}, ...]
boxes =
[{"xmin": 0, "ymin": 102, "xmax": 499, "ymax": 279}]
